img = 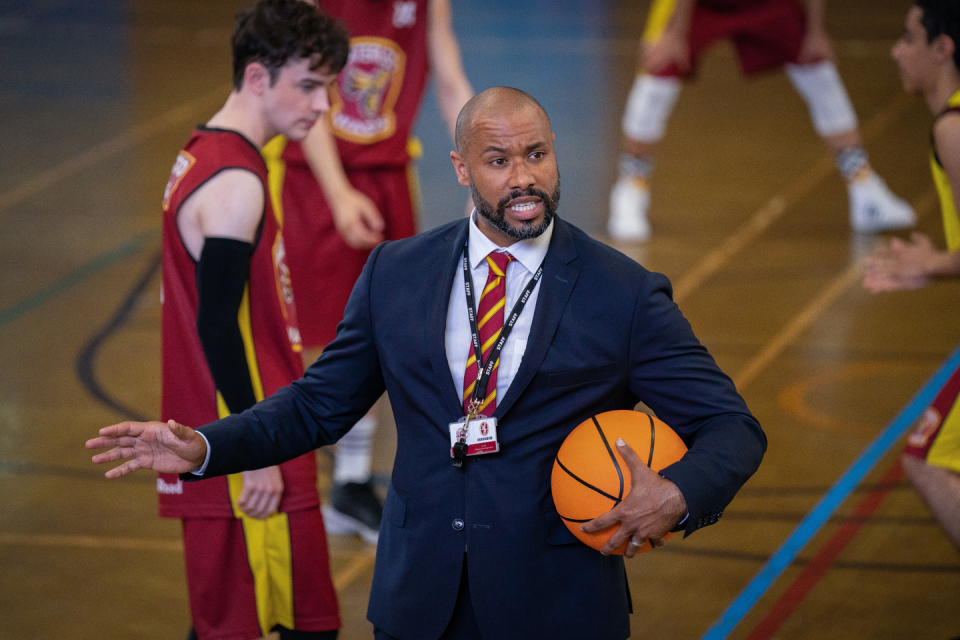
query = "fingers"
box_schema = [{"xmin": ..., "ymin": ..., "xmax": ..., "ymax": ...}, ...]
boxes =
[
  {"xmin": 615, "ymin": 438, "xmax": 652, "ymax": 480},
  {"xmin": 104, "ymin": 459, "xmax": 144, "ymax": 479},
  {"xmin": 237, "ymin": 488, "xmax": 281, "ymax": 519}
]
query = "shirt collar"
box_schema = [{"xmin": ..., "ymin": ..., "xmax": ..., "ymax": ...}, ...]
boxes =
[{"xmin": 467, "ymin": 209, "xmax": 553, "ymax": 274}]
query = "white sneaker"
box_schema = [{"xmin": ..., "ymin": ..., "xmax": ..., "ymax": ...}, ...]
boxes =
[
  {"xmin": 608, "ymin": 178, "xmax": 652, "ymax": 242},
  {"xmin": 848, "ymin": 173, "xmax": 916, "ymax": 233}
]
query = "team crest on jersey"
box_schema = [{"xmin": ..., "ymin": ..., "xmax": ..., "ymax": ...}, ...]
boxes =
[
  {"xmin": 329, "ymin": 37, "xmax": 407, "ymax": 144},
  {"xmin": 162, "ymin": 150, "xmax": 195, "ymax": 211},
  {"xmin": 272, "ymin": 233, "xmax": 302, "ymax": 352},
  {"xmin": 907, "ymin": 406, "xmax": 942, "ymax": 448},
  {"xmin": 392, "ymin": 1, "xmax": 417, "ymax": 28}
]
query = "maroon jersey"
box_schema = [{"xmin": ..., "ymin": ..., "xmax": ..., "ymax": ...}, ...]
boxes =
[
  {"xmin": 157, "ymin": 127, "xmax": 316, "ymax": 518},
  {"xmin": 318, "ymin": 0, "xmax": 429, "ymax": 169}
]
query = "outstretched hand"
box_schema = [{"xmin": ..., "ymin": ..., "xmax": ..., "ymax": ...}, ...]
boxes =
[
  {"xmin": 86, "ymin": 419, "xmax": 207, "ymax": 479},
  {"xmin": 863, "ymin": 232, "xmax": 937, "ymax": 293},
  {"xmin": 580, "ymin": 438, "xmax": 687, "ymax": 558}
]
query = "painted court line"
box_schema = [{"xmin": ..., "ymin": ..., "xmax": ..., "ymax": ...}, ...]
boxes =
[
  {"xmin": 0, "ymin": 530, "xmax": 376, "ymax": 591},
  {"xmin": 0, "ymin": 227, "xmax": 158, "ymax": 328},
  {"xmin": 701, "ymin": 346, "xmax": 960, "ymax": 640},
  {"xmin": 673, "ymin": 91, "xmax": 915, "ymax": 305},
  {"xmin": 0, "ymin": 85, "xmax": 228, "ymax": 219}
]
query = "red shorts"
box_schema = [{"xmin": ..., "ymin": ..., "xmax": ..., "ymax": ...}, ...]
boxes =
[
  {"xmin": 904, "ymin": 361, "xmax": 960, "ymax": 474},
  {"xmin": 182, "ymin": 508, "xmax": 340, "ymax": 640},
  {"xmin": 283, "ymin": 160, "xmax": 417, "ymax": 348},
  {"xmin": 655, "ymin": 0, "xmax": 807, "ymax": 77}
]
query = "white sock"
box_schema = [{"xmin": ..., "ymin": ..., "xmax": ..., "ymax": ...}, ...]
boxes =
[{"xmin": 333, "ymin": 414, "xmax": 377, "ymax": 485}]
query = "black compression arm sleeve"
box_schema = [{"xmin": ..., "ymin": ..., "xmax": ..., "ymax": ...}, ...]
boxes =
[{"xmin": 196, "ymin": 237, "xmax": 258, "ymax": 414}]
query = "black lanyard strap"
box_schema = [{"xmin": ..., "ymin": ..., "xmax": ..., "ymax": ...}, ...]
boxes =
[{"xmin": 462, "ymin": 241, "xmax": 545, "ymax": 411}]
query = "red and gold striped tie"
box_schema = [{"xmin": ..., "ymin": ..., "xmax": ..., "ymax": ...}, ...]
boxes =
[{"xmin": 463, "ymin": 251, "xmax": 515, "ymax": 416}]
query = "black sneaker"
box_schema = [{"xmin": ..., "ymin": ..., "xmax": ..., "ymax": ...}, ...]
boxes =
[{"xmin": 322, "ymin": 481, "xmax": 382, "ymax": 545}]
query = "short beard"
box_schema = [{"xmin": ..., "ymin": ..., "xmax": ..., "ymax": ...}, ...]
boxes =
[{"xmin": 471, "ymin": 175, "xmax": 561, "ymax": 241}]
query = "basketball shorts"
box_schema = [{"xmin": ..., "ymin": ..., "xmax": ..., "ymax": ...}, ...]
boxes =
[
  {"xmin": 652, "ymin": 0, "xmax": 807, "ymax": 77},
  {"xmin": 282, "ymin": 162, "xmax": 418, "ymax": 348},
  {"xmin": 903, "ymin": 360, "xmax": 960, "ymax": 474},
  {"xmin": 182, "ymin": 508, "xmax": 340, "ymax": 640}
]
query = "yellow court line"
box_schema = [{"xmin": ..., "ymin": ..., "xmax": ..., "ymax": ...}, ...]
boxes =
[
  {"xmin": 733, "ymin": 188, "xmax": 939, "ymax": 391},
  {"xmin": 0, "ymin": 83, "xmax": 230, "ymax": 219},
  {"xmin": 333, "ymin": 546, "xmax": 378, "ymax": 591},
  {"xmin": 673, "ymin": 92, "xmax": 916, "ymax": 304}
]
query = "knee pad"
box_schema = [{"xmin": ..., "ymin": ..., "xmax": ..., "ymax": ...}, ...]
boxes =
[
  {"xmin": 785, "ymin": 60, "xmax": 859, "ymax": 137},
  {"xmin": 621, "ymin": 74, "xmax": 682, "ymax": 143}
]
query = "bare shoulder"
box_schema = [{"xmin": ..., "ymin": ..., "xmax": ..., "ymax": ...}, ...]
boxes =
[{"xmin": 178, "ymin": 168, "xmax": 265, "ymax": 259}]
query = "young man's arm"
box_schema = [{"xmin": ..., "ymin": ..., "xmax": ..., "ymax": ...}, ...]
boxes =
[
  {"xmin": 300, "ymin": 120, "xmax": 386, "ymax": 249},
  {"xmin": 180, "ymin": 169, "xmax": 286, "ymax": 519},
  {"xmin": 427, "ymin": 0, "xmax": 473, "ymax": 138},
  {"xmin": 864, "ymin": 114, "xmax": 960, "ymax": 292}
]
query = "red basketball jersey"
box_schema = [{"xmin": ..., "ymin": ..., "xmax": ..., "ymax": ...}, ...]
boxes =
[
  {"xmin": 158, "ymin": 127, "xmax": 316, "ymax": 518},
  {"xmin": 318, "ymin": 0, "xmax": 429, "ymax": 169}
]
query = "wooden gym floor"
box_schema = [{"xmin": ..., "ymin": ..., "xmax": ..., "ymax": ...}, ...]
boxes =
[{"xmin": 1, "ymin": 0, "xmax": 958, "ymax": 638}]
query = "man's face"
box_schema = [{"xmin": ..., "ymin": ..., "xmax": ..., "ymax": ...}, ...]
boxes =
[
  {"xmin": 263, "ymin": 57, "xmax": 336, "ymax": 141},
  {"xmin": 452, "ymin": 104, "xmax": 561, "ymax": 246},
  {"xmin": 892, "ymin": 6, "xmax": 939, "ymax": 95}
]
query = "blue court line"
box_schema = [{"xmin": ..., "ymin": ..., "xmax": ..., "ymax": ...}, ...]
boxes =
[
  {"xmin": 702, "ymin": 343, "xmax": 960, "ymax": 640},
  {"xmin": 0, "ymin": 227, "xmax": 159, "ymax": 328}
]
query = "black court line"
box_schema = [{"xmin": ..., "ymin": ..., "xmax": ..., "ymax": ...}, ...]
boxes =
[{"xmin": 75, "ymin": 249, "xmax": 161, "ymax": 422}]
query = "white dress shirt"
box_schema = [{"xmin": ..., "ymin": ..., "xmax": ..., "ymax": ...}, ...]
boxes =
[{"xmin": 444, "ymin": 211, "xmax": 554, "ymax": 412}]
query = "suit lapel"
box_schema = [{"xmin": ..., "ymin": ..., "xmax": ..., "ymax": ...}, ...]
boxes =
[
  {"xmin": 429, "ymin": 220, "xmax": 472, "ymax": 418},
  {"xmin": 495, "ymin": 217, "xmax": 579, "ymax": 419}
]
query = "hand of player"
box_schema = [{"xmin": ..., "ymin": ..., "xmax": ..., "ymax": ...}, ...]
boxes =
[
  {"xmin": 797, "ymin": 25, "xmax": 835, "ymax": 64},
  {"xmin": 86, "ymin": 419, "xmax": 207, "ymax": 478},
  {"xmin": 641, "ymin": 30, "xmax": 690, "ymax": 75},
  {"xmin": 330, "ymin": 187, "xmax": 385, "ymax": 249},
  {"xmin": 236, "ymin": 465, "xmax": 284, "ymax": 519},
  {"xmin": 863, "ymin": 233, "xmax": 936, "ymax": 293},
  {"xmin": 580, "ymin": 438, "xmax": 687, "ymax": 558}
]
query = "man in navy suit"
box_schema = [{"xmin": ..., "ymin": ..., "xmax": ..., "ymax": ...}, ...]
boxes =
[{"xmin": 89, "ymin": 87, "xmax": 765, "ymax": 640}]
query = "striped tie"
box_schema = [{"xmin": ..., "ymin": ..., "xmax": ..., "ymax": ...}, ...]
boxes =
[{"xmin": 463, "ymin": 251, "xmax": 515, "ymax": 416}]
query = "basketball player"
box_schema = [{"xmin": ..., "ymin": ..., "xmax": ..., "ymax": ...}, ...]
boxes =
[
  {"xmin": 264, "ymin": 0, "xmax": 473, "ymax": 545},
  {"xmin": 863, "ymin": 0, "xmax": 960, "ymax": 552},
  {"xmin": 157, "ymin": 1, "xmax": 348, "ymax": 637},
  {"xmin": 609, "ymin": 0, "xmax": 917, "ymax": 242}
]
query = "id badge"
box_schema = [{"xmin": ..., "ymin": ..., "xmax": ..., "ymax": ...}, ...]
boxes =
[{"xmin": 449, "ymin": 416, "xmax": 499, "ymax": 457}]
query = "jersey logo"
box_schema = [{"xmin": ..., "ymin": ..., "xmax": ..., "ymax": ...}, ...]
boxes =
[
  {"xmin": 157, "ymin": 477, "xmax": 183, "ymax": 495},
  {"xmin": 329, "ymin": 37, "xmax": 407, "ymax": 144},
  {"xmin": 162, "ymin": 150, "xmax": 196, "ymax": 212},
  {"xmin": 393, "ymin": 1, "xmax": 417, "ymax": 28}
]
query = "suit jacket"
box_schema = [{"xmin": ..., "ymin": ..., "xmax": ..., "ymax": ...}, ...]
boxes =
[{"xmin": 198, "ymin": 216, "xmax": 766, "ymax": 640}]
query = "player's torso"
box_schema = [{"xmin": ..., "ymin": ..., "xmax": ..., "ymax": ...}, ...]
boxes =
[
  {"xmin": 932, "ymin": 90, "xmax": 960, "ymax": 251},
  {"xmin": 319, "ymin": 0, "xmax": 429, "ymax": 168},
  {"xmin": 158, "ymin": 128, "xmax": 309, "ymax": 516}
]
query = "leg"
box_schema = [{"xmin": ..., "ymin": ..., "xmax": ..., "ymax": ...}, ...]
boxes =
[
  {"xmin": 785, "ymin": 60, "xmax": 915, "ymax": 232},
  {"xmin": 902, "ymin": 453, "xmax": 960, "ymax": 553},
  {"xmin": 324, "ymin": 411, "xmax": 382, "ymax": 544},
  {"xmin": 608, "ymin": 73, "xmax": 682, "ymax": 242}
]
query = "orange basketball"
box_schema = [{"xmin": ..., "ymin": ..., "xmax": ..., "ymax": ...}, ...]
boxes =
[{"xmin": 551, "ymin": 410, "xmax": 688, "ymax": 555}]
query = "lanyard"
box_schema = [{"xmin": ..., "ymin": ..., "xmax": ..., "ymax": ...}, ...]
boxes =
[{"xmin": 461, "ymin": 241, "xmax": 545, "ymax": 415}]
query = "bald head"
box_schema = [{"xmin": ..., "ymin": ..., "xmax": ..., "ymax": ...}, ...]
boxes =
[{"xmin": 454, "ymin": 87, "xmax": 551, "ymax": 154}]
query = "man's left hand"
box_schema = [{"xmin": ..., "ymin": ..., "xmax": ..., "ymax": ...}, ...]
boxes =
[{"xmin": 580, "ymin": 438, "xmax": 687, "ymax": 558}]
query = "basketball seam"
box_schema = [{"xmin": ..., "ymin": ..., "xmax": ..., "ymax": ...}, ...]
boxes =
[
  {"xmin": 592, "ymin": 415, "xmax": 624, "ymax": 502},
  {"xmin": 646, "ymin": 413, "xmax": 655, "ymax": 468},
  {"xmin": 555, "ymin": 457, "xmax": 622, "ymax": 504}
]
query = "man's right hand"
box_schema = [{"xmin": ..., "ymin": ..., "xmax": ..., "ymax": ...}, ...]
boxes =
[
  {"xmin": 86, "ymin": 419, "xmax": 207, "ymax": 479},
  {"xmin": 331, "ymin": 187, "xmax": 385, "ymax": 249}
]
